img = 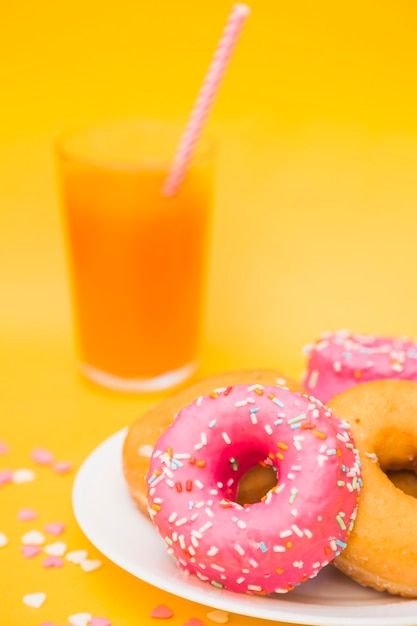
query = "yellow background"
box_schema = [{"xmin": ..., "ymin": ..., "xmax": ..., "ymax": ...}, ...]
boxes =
[{"xmin": 2, "ymin": 1, "xmax": 417, "ymax": 624}]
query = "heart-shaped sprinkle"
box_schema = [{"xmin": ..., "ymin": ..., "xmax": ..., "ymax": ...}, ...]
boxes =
[
  {"xmin": 0, "ymin": 440, "xmax": 9, "ymax": 454},
  {"xmin": 21, "ymin": 545, "xmax": 42, "ymax": 558},
  {"xmin": 0, "ymin": 532, "xmax": 8, "ymax": 548},
  {"xmin": 207, "ymin": 610, "xmax": 229, "ymax": 624},
  {"xmin": 40, "ymin": 622, "xmax": 55, "ymax": 626},
  {"xmin": 80, "ymin": 558, "xmax": 102, "ymax": 572},
  {"xmin": 13, "ymin": 468, "xmax": 36, "ymax": 483},
  {"xmin": 44, "ymin": 541, "xmax": 67, "ymax": 556},
  {"xmin": 21, "ymin": 530, "xmax": 46, "ymax": 546},
  {"xmin": 53, "ymin": 461, "xmax": 73, "ymax": 474},
  {"xmin": 90, "ymin": 618, "xmax": 112, "ymax": 626},
  {"xmin": 31, "ymin": 447, "xmax": 54, "ymax": 465},
  {"xmin": 42, "ymin": 555, "xmax": 64, "ymax": 568},
  {"xmin": 18, "ymin": 508, "xmax": 38, "ymax": 521},
  {"xmin": 183, "ymin": 619, "xmax": 205, "ymax": 626},
  {"xmin": 68, "ymin": 612, "xmax": 92, "ymax": 626},
  {"xmin": 65, "ymin": 550, "xmax": 88, "ymax": 564},
  {"xmin": 151, "ymin": 605, "xmax": 174, "ymax": 619},
  {"xmin": 44, "ymin": 522, "xmax": 65, "ymax": 535},
  {"xmin": 0, "ymin": 469, "xmax": 13, "ymax": 485},
  {"xmin": 22, "ymin": 592, "xmax": 46, "ymax": 608}
]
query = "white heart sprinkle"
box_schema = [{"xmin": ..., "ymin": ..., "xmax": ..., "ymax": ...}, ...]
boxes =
[
  {"xmin": 0, "ymin": 532, "xmax": 8, "ymax": 547},
  {"xmin": 207, "ymin": 609, "xmax": 230, "ymax": 624},
  {"xmin": 68, "ymin": 612, "xmax": 92, "ymax": 626},
  {"xmin": 13, "ymin": 468, "xmax": 36, "ymax": 483},
  {"xmin": 138, "ymin": 444, "xmax": 153, "ymax": 457},
  {"xmin": 65, "ymin": 549, "xmax": 88, "ymax": 564},
  {"xmin": 21, "ymin": 530, "xmax": 46, "ymax": 546},
  {"xmin": 80, "ymin": 558, "xmax": 102, "ymax": 572},
  {"xmin": 22, "ymin": 592, "xmax": 46, "ymax": 608},
  {"xmin": 44, "ymin": 541, "xmax": 67, "ymax": 556}
]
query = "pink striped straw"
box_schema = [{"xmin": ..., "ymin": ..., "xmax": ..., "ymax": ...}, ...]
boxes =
[{"xmin": 162, "ymin": 3, "xmax": 251, "ymax": 197}]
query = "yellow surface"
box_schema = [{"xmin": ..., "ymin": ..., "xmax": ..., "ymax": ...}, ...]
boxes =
[{"xmin": 2, "ymin": 0, "xmax": 417, "ymax": 624}]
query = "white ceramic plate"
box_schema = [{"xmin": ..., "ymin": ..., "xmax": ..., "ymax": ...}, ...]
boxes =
[{"xmin": 72, "ymin": 428, "xmax": 417, "ymax": 626}]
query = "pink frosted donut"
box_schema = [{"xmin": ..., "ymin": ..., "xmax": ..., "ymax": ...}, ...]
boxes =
[
  {"xmin": 303, "ymin": 330, "xmax": 417, "ymax": 404},
  {"xmin": 146, "ymin": 384, "xmax": 361, "ymax": 595}
]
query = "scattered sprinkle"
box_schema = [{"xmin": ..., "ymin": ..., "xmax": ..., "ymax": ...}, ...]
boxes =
[
  {"xmin": 207, "ymin": 610, "xmax": 230, "ymax": 623},
  {"xmin": 22, "ymin": 592, "xmax": 47, "ymax": 608},
  {"xmin": 0, "ymin": 532, "xmax": 8, "ymax": 547},
  {"xmin": 183, "ymin": 620, "xmax": 205, "ymax": 626},
  {"xmin": 90, "ymin": 618, "xmax": 112, "ymax": 626},
  {"xmin": 151, "ymin": 604, "xmax": 174, "ymax": 619},
  {"xmin": 80, "ymin": 559, "xmax": 102, "ymax": 572},
  {"xmin": 42, "ymin": 555, "xmax": 64, "ymax": 568},
  {"xmin": 53, "ymin": 461, "xmax": 73, "ymax": 474},
  {"xmin": 65, "ymin": 550, "xmax": 88, "ymax": 564},
  {"xmin": 21, "ymin": 545, "xmax": 42, "ymax": 558},
  {"xmin": 30, "ymin": 447, "xmax": 54, "ymax": 466},
  {"xmin": 21, "ymin": 530, "xmax": 46, "ymax": 546},
  {"xmin": 68, "ymin": 612, "xmax": 92, "ymax": 626},
  {"xmin": 13, "ymin": 468, "xmax": 36, "ymax": 483},
  {"xmin": 44, "ymin": 541, "xmax": 67, "ymax": 556},
  {"xmin": 17, "ymin": 508, "xmax": 38, "ymax": 521},
  {"xmin": 0, "ymin": 469, "xmax": 13, "ymax": 485},
  {"xmin": 44, "ymin": 522, "xmax": 66, "ymax": 536}
]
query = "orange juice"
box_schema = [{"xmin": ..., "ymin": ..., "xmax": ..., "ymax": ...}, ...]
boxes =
[{"xmin": 56, "ymin": 120, "xmax": 214, "ymax": 391}]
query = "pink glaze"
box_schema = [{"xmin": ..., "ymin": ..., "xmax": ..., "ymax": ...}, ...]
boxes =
[
  {"xmin": 146, "ymin": 384, "xmax": 361, "ymax": 595},
  {"xmin": 303, "ymin": 330, "xmax": 417, "ymax": 404}
]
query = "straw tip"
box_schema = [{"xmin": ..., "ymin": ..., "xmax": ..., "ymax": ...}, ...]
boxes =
[{"xmin": 233, "ymin": 3, "xmax": 251, "ymax": 18}]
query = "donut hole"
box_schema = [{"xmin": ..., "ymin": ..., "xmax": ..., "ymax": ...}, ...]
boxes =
[
  {"xmin": 236, "ymin": 464, "xmax": 278, "ymax": 505},
  {"xmin": 215, "ymin": 444, "xmax": 278, "ymax": 505},
  {"xmin": 374, "ymin": 426, "xmax": 417, "ymax": 498}
]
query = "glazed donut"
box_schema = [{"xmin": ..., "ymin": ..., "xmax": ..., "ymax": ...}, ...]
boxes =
[
  {"xmin": 146, "ymin": 384, "xmax": 361, "ymax": 595},
  {"xmin": 329, "ymin": 379, "xmax": 417, "ymax": 597},
  {"xmin": 303, "ymin": 329, "xmax": 417, "ymax": 404},
  {"xmin": 123, "ymin": 369, "xmax": 303, "ymax": 516}
]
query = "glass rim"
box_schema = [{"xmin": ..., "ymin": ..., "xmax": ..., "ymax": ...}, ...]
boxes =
[{"xmin": 54, "ymin": 117, "xmax": 217, "ymax": 171}]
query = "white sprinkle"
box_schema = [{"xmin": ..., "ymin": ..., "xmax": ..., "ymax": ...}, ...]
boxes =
[
  {"xmin": 191, "ymin": 530, "xmax": 202, "ymax": 539},
  {"xmin": 236, "ymin": 576, "xmax": 245, "ymax": 584},
  {"xmin": 291, "ymin": 524, "xmax": 303, "ymax": 537},
  {"xmin": 273, "ymin": 545, "xmax": 286, "ymax": 552},
  {"xmin": 291, "ymin": 465, "xmax": 302, "ymax": 471},
  {"xmin": 80, "ymin": 558, "xmax": 102, "ymax": 572},
  {"xmin": 173, "ymin": 453, "xmax": 191, "ymax": 459},
  {"xmin": 293, "ymin": 560, "xmax": 303, "ymax": 568},
  {"xmin": 175, "ymin": 517, "xmax": 188, "ymax": 526},
  {"xmin": 264, "ymin": 424, "xmax": 272, "ymax": 435},
  {"xmin": 198, "ymin": 521, "xmax": 213, "ymax": 534},
  {"xmin": 209, "ymin": 489, "xmax": 219, "ymax": 495},
  {"xmin": 179, "ymin": 535, "xmax": 186, "ymax": 549},
  {"xmin": 21, "ymin": 530, "xmax": 45, "ymax": 546},
  {"xmin": 247, "ymin": 584, "xmax": 262, "ymax": 591},
  {"xmin": 13, "ymin": 469, "xmax": 36, "ymax": 483},
  {"xmin": 248, "ymin": 384, "xmax": 264, "ymax": 391},
  {"xmin": 279, "ymin": 529, "xmax": 292, "ymax": 538},
  {"xmin": 249, "ymin": 558, "xmax": 259, "ymax": 568},
  {"xmin": 0, "ymin": 532, "xmax": 8, "ymax": 548},
  {"xmin": 287, "ymin": 473, "xmax": 295, "ymax": 480},
  {"xmin": 194, "ymin": 479, "xmax": 204, "ymax": 489},
  {"xmin": 194, "ymin": 442, "xmax": 204, "ymax": 451},
  {"xmin": 168, "ymin": 512, "xmax": 177, "ymax": 523},
  {"xmin": 250, "ymin": 413, "xmax": 258, "ymax": 424},
  {"xmin": 44, "ymin": 541, "xmax": 67, "ymax": 556},
  {"xmin": 290, "ymin": 508, "xmax": 298, "ymax": 517},
  {"xmin": 304, "ymin": 529, "xmax": 313, "ymax": 539},
  {"xmin": 234, "ymin": 543, "xmax": 245, "ymax": 555},
  {"xmin": 333, "ymin": 361, "xmax": 342, "ymax": 372},
  {"xmin": 162, "ymin": 466, "xmax": 174, "ymax": 478},
  {"xmin": 196, "ymin": 396, "xmax": 203, "ymax": 406},
  {"xmin": 188, "ymin": 544, "xmax": 196, "ymax": 554},
  {"xmin": 313, "ymin": 561, "xmax": 321, "ymax": 569},
  {"xmin": 201, "ymin": 433, "xmax": 208, "ymax": 445},
  {"xmin": 205, "ymin": 508, "xmax": 214, "ymax": 518},
  {"xmin": 207, "ymin": 546, "xmax": 219, "ymax": 556},
  {"xmin": 237, "ymin": 520, "xmax": 247, "ymax": 529},
  {"xmin": 235, "ymin": 400, "xmax": 248, "ymax": 407},
  {"xmin": 211, "ymin": 563, "xmax": 225, "ymax": 572},
  {"xmin": 222, "ymin": 432, "xmax": 231, "ymax": 444},
  {"xmin": 22, "ymin": 592, "xmax": 46, "ymax": 608}
]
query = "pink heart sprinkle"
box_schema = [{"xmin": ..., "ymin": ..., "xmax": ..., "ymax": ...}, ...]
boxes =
[
  {"xmin": 31, "ymin": 447, "xmax": 54, "ymax": 466},
  {"xmin": 18, "ymin": 508, "xmax": 38, "ymax": 521},
  {"xmin": 40, "ymin": 622, "xmax": 55, "ymax": 625},
  {"xmin": 90, "ymin": 618, "xmax": 112, "ymax": 626},
  {"xmin": 151, "ymin": 605, "xmax": 174, "ymax": 619},
  {"xmin": 21, "ymin": 545, "xmax": 42, "ymax": 558},
  {"xmin": 44, "ymin": 522, "xmax": 65, "ymax": 536},
  {"xmin": 0, "ymin": 441, "xmax": 9, "ymax": 454},
  {"xmin": 183, "ymin": 620, "xmax": 205, "ymax": 626},
  {"xmin": 42, "ymin": 556, "xmax": 64, "ymax": 568},
  {"xmin": 0, "ymin": 469, "xmax": 13, "ymax": 486},
  {"xmin": 53, "ymin": 461, "xmax": 73, "ymax": 474}
]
